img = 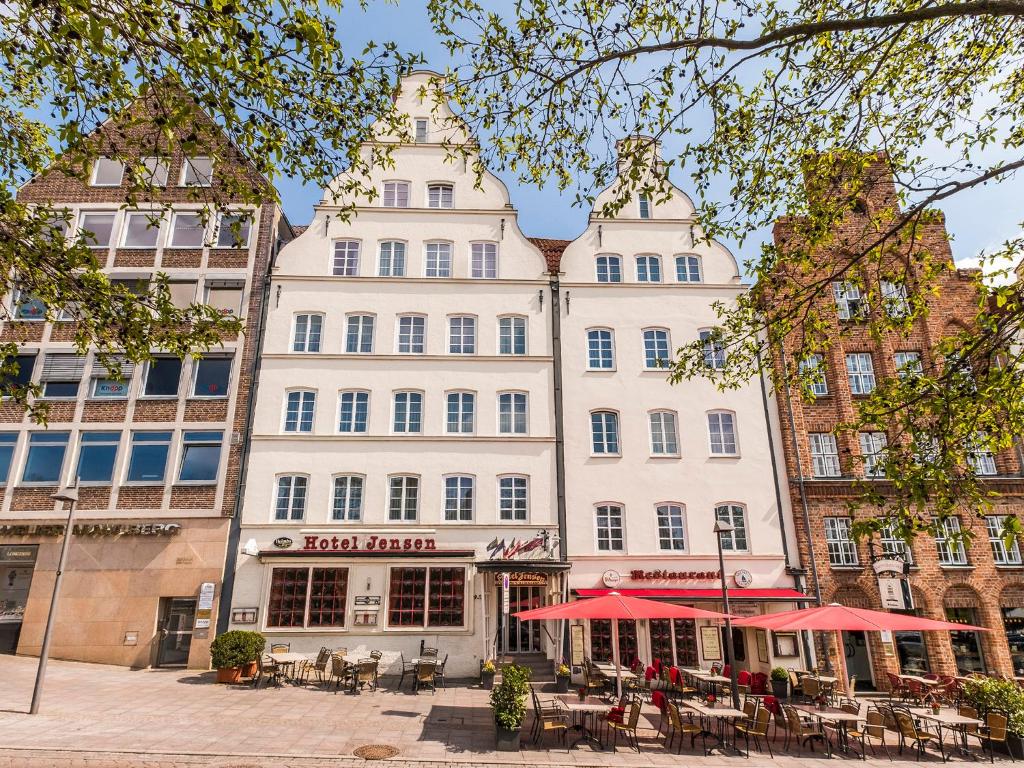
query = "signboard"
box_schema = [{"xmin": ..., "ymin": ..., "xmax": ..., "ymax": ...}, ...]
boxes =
[
  {"xmin": 273, "ymin": 537, "xmax": 293, "ymax": 549},
  {"xmin": 232, "ymin": 608, "xmax": 257, "ymax": 624},
  {"xmin": 629, "ymin": 569, "xmax": 719, "ymax": 582},
  {"xmin": 0, "ymin": 522, "xmax": 181, "ymax": 537},
  {"xmin": 873, "ymin": 558, "xmax": 909, "ymax": 576},
  {"xmin": 700, "ymin": 626, "xmax": 722, "ymax": 661},
  {"xmin": 570, "ymin": 624, "xmax": 585, "ymax": 666},
  {"xmin": 602, "ymin": 570, "xmax": 622, "ymax": 588},
  {"xmin": 756, "ymin": 630, "xmax": 770, "ymax": 663},
  {"xmin": 502, "ymin": 574, "xmax": 510, "ymax": 615},
  {"xmin": 878, "ymin": 577, "xmax": 910, "ymax": 610},
  {"xmin": 730, "ymin": 602, "xmax": 761, "ymax": 618},
  {"xmin": 198, "ymin": 582, "xmax": 216, "ymax": 611},
  {"xmin": 302, "ymin": 535, "xmax": 436, "ymax": 553},
  {"xmin": 354, "ymin": 595, "xmax": 381, "ymax": 606},
  {"xmin": 493, "ymin": 572, "xmax": 547, "ymax": 587},
  {"xmin": 0, "ymin": 545, "xmax": 37, "ymax": 563}
]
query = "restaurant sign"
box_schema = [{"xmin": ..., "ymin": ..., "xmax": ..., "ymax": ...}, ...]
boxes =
[
  {"xmin": 302, "ymin": 535, "xmax": 437, "ymax": 552},
  {"xmin": 493, "ymin": 572, "xmax": 548, "ymax": 587},
  {"xmin": 0, "ymin": 522, "xmax": 181, "ymax": 537},
  {"xmin": 630, "ymin": 569, "xmax": 719, "ymax": 582}
]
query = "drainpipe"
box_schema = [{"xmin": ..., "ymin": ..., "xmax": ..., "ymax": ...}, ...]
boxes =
[
  {"xmin": 549, "ymin": 275, "xmax": 569, "ymax": 663},
  {"xmin": 216, "ymin": 208, "xmax": 282, "ymax": 636}
]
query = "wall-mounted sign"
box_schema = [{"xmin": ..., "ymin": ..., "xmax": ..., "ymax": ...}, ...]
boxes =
[
  {"xmin": 123, "ymin": 631, "xmax": 138, "ymax": 646},
  {"xmin": 94, "ymin": 380, "xmax": 128, "ymax": 397},
  {"xmin": 493, "ymin": 572, "xmax": 547, "ymax": 587},
  {"xmin": 0, "ymin": 522, "xmax": 181, "ymax": 537},
  {"xmin": 873, "ymin": 558, "xmax": 910, "ymax": 576},
  {"xmin": 354, "ymin": 611, "xmax": 378, "ymax": 626},
  {"xmin": 486, "ymin": 531, "xmax": 559, "ymax": 561},
  {"xmin": 733, "ymin": 569, "xmax": 753, "ymax": 588},
  {"xmin": 354, "ymin": 595, "xmax": 381, "ymax": 606},
  {"xmin": 570, "ymin": 624, "xmax": 585, "ymax": 666},
  {"xmin": 0, "ymin": 545, "xmax": 38, "ymax": 563},
  {"xmin": 232, "ymin": 608, "xmax": 258, "ymax": 624},
  {"xmin": 629, "ymin": 569, "xmax": 719, "ymax": 582},
  {"xmin": 502, "ymin": 575, "xmax": 510, "ymax": 615},
  {"xmin": 273, "ymin": 537, "xmax": 293, "ymax": 549},
  {"xmin": 878, "ymin": 576, "xmax": 911, "ymax": 610},
  {"xmin": 602, "ymin": 570, "xmax": 622, "ymax": 588},
  {"xmin": 198, "ymin": 582, "xmax": 215, "ymax": 610},
  {"xmin": 302, "ymin": 535, "xmax": 437, "ymax": 553},
  {"xmin": 700, "ymin": 626, "xmax": 722, "ymax": 661}
]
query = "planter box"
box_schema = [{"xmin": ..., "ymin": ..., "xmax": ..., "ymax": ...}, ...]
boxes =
[
  {"xmin": 994, "ymin": 732, "xmax": 1023, "ymax": 759},
  {"xmin": 215, "ymin": 666, "xmax": 242, "ymax": 684},
  {"xmin": 481, "ymin": 671, "xmax": 495, "ymax": 690},
  {"xmin": 495, "ymin": 726, "xmax": 521, "ymax": 752},
  {"xmin": 555, "ymin": 675, "xmax": 570, "ymax": 693},
  {"xmin": 771, "ymin": 679, "xmax": 789, "ymax": 699}
]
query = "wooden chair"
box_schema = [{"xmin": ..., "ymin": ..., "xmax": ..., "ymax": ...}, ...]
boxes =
[
  {"xmin": 421, "ymin": 646, "xmax": 439, "ymax": 657},
  {"xmin": 968, "ymin": 710, "xmax": 1014, "ymax": 763},
  {"xmin": 802, "ymin": 675, "xmax": 821, "ymax": 703},
  {"xmin": 789, "ymin": 670, "xmax": 804, "ymax": 699},
  {"xmin": 664, "ymin": 702, "xmax": 704, "ymax": 754},
  {"xmin": 270, "ymin": 643, "xmax": 290, "ymax": 653},
  {"xmin": 849, "ymin": 708, "xmax": 890, "ymax": 761},
  {"xmin": 352, "ymin": 659, "xmax": 377, "ymax": 692},
  {"xmin": 296, "ymin": 647, "xmax": 330, "ymax": 684},
  {"xmin": 784, "ymin": 704, "xmax": 830, "ymax": 755},
  {"xmin": 735, "ymin": 703, "xmax": 773, "ymax": 757},
  {"xmin": 608, "ymin": 700, "xmax": 643, "ymax": 753},
  {"xmin": 329, "ymin": 652, "xmax": 350, "ymax": 691},
  {"xmin": 893, "ymin": 709, "xmax": 936, "ymax": 760},
  {"xmin": 959, "ymin": 703, "xmax": 980, "ymax": 738},
  {"xmin": 414, "ymin": 660, "xmax": 437, "ymax": 694},
  {"xmin": 582, "ymin": 664, "xmax": 607, "ymax": 697},
  {"xmin": 530, "ymin": 687, "xmax": 568, "ymax": 748},
  {"xmin": 253, "ymin": 653, "xmax": 284, "ymax": 689},
  {"xmin": 398, "ymin": 652, "xmax": 416, "ymax": 689},
  {"xmin": 435, "ymin": 653, "xmax": 449, "ymax": 689}
]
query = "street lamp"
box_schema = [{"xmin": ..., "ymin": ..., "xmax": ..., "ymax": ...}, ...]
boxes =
[
  {"xmin": 714, "ymin": 518, "xmax": 741, "ymax": 710},
  {"xmin": 29, "ymin": 487, "xmax": 78, "ymax": 715}
]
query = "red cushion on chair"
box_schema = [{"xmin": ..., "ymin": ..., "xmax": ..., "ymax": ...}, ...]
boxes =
[
  {"xmin": 763, "ymin": 695, "xmax": 781, "ymax": 714},
  {"xmin": 606, "ymin": 705, "xmax": 625, "ymax": 723},
  {"xmin": 723, "ymin": 665, "xmax": 731, "ymax": 678},
  {"xmin": 645, "ymin": 666, "xmax": 656, "ymax": 681},
  {"xmin": 751, "ymin": 672, "xmax": 769, "ymax": 694},
  {"xmin": 737, "ymin": 669, "xmax": 751, "ymax": 685},
  {"xmin": 652, "ymin": 690, "xmax": 667, "ymax": 712},
  {"xmin": 669, "ymin": 666, "xmax": 680, "ymax": 685}
]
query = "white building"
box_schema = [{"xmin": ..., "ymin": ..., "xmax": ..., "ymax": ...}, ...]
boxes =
[
  {"xmin": 226, "ymin": 72, "xmax": 565, "ymax": 676},
  {"xmin": 555, "ymin": 144, "xmax": 807, "ymax": 676}
]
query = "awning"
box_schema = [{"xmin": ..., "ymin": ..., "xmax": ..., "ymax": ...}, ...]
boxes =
[
  {"xmin": 475, "ymin": 560, "xmax": 571, "ymax": 574},
  {"xmin": 574, "ymin": 588, "xmax": 808, "ymax": 601}
]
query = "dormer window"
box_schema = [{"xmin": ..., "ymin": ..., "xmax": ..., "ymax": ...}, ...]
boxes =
[
  {"xmin": 639, "ymin": 194, "xmax": 651, "ymax": 219},
  {"xmin": 382, "ymin": 181, "xmax": 410, "ymax": 208},
  {"xmin": 90, "ymin": 158, "xmax": 124, "ymax": 187},
  {"xmin": 427, "ymin": 183, "xmax": 454, "ymax": 209}
]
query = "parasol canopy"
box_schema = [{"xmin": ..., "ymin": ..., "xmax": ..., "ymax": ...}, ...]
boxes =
[{"xmin": 732, "ymin": 603, "xmax": 987, "ymax": 632}]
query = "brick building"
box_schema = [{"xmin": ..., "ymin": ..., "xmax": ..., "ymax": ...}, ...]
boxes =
[
  {"xmin": 0, "ymin": 93, "xmax": 292, "ymax": 668},
  {"xmin": 769, "ymin": 160, "xmax": 1024, "ymax": 688}
]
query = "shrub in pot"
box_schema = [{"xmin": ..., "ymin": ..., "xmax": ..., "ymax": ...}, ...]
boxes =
[
  {"xmin": 210, "ymin": 630, "xmax": 265, "ymax": 683},
  {"xmin": 555, "ymin": 663, "xmax": 571, "ymax": 693},
  {"xmin": 770, "ymin": 667, "xmax": 790, "ymax": 699},
  {"xmin": 491, "ymin": 664, "xmax": 531, "ymax": 751},
  {"xmin": 962, "ymin": 676, "xmax": 1024, "ymax": 758},
  {"xmin": 481, "ymin": 659, "xmax": 496, "ymax": 689}
]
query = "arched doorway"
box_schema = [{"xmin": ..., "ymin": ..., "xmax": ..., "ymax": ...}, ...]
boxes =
[{"xmin": 944, "ymin": 585, "xmax": 988, "ymax": 675}]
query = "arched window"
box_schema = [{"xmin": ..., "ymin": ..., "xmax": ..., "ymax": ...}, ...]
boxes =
[
  {"xmin": 274, "ymin": 474, "xmax": 308, "ymax": 521},
  {"xmin": 427, "ymin": 182, "xmax": 454, "ymax": 209},
  {"xmin": 497, "ymin": 391, "xmax": 528, "ymax": 435},
  {"xmin": 292, "ymin": 313, "xmax": 324, "ymax": 353},
  {"xmin": 443, "ymin": 475, "xmax": 475, "ymax": 521},
  {"xmin": 393, "ymin": 391, "xmax": 423, "ymax": 433},
  {"xmin": 591, "ymin": 410, "xmax": 620, "ymax": 454},
  {"xmin": 425, "ymin": 241, "xmax": 453, "ymax": 277},
  {"xmin": 446, "ymin": 390, "xmax": 475, "ymax": 434},
  {"xmin": 332, "ymin": 239, "xmax": 360, "ymax": 276},
  {"xmin": 498, "ymin": 475, "xmax": 529, "ymax": 521},
  {"xmin": 586, "ymin": 328, "xmax": 615, "ymax": 369},
  {"xmin": 381, "ymin": 180, "xmax": 410, "ymax": 208},
  {"xmin": 378, "ymin": 241, "xmax": 407, "ymax": 277},
  {"xmin": 636, "ymin": 255, "xmax": 662, "ymax": 282},
  {"xmin": 471, "ymin": 242, "xmax": 498, "ymax": 278},
  {"xmin": 337, "ymin": 390, "xmax": 369, "ymax": 433},
  {"xmin": 498, "ymin": 315, "xmax": 528, "ymax": 355},
  {"xmin": 714, "ymin": 503, "xmax": 748, "ymax": 551}
]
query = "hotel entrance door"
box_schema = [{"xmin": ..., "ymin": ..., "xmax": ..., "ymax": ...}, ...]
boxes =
[{"xmin": 496, "ymin": 572, "xmax": 547, "ymax": 655}]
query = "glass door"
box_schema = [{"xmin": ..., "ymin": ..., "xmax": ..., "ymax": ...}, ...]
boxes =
[
  {"xmin": 156, "ymin": 597, "xmax": 196, "ymax": 667},
  {"xmin": 947, "ymin": 607, "xmax": 986, "ymax": 674},
  {"xmin": 506, "ymin": 586, "xmax": 541, "ymax": 653},
  {"xmin": 0, "ymin": 545, "xmax": 37, "ymax": 655}
]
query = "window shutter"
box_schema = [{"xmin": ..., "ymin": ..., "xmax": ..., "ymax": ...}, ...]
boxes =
[
  {"xmin": 40, "ymin": 353, "xmax": 87, "ymax": 381},
  {"xmin": 91, "ymin": 354, "xmax": 135, "ymax": 379}
]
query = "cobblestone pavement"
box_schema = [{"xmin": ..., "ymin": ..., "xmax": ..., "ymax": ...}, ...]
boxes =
[{"xmin": 0, "ymin": 655, "xmax": 1010, "ymax": 767}]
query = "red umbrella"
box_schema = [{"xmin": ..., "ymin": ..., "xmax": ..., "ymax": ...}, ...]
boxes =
[
  {"xmin": 732, "ymin": 603, "xmax": 987, "ymax": 632},
  {"xmin": 514, "ymin": 592, "xmax": 731, "ymax": 696}
]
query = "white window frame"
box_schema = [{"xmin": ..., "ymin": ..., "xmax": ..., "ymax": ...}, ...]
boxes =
[
  {"xmin": 214, "ymin": 211, "xmax": 252, "ymax": 249},
  {"xmin": 387, "ymin": 474, "xmax": 420, "ymax": 522},
  {"xmin": 497, "ymin": 391, "xmax": 528, "ymax": 435},
  {"xmin": 344, "ymin": 313, "xmax": 375, "ymax": 354},
  {"xmin": 282, "ymin": 389, "xmax": 317, "ymax": 433},
  {"xmin": 273, "ymin": 474, "xmax": 308, "ymax": 521},
  {"xmin": 427, "ymin": 183, "xmax": 454, "ymax": 209},
  {"xmin": 332, "ymin": 239, "xmax": 360, "ymax": 277},
  {"xmin": 656, "ymin": 503, "xmax": 687, "ymax": 551},
  {"xmin": 595, "ymin": 503, "xmax": 625, "ymax": 552},
  {"xmin": 392, "ymin": 390, "xmax": 424, "ymax": 434},
  {"xmin": 590, "ymin": 410, "xmax": 620, "ymax": 455},
  {"xmin": 179, "ymin": 157, "xmax": 213, "ymax": 187},
  {"xmin": 643, "ymin": 328, "xmax": 671, "ymax": 370},
  {"xmin": 638, "ymin": 195, "xmax": 651, "ymax": 219},
  {"xmin": 498, "ymin": 475, "xmax": 529, "ymax": 522},
  {"xmin": 586, "ymin": 328, "xmax": 615, "ymax": 370},
  {"xmin": 381, "ymin": 180, "xmax": 410, "ymax": 208},
  {"xmin": 292, "ymin": 313, "xmax": 324, "ymax": 353},
  {"xmin": 168, "ymin": 211, "xmax": 206, "ymax": 248},
  {"xmin": 675, "ymin": 254, "xmax": 703, "ymax": 283},
  {"xmin": 448, "ymin": 315, "xmax": 477, "ymax": 354},
  {"xmin": 987, "ymin": 515, "xmax": 1022, "ymax": 566},
  {"xmin": 882, "ymin": 280, "xmax": 910, "ymax": 318},
  {"xmin": 424, "ymin": 241, "xmax": 453, "ymax": 278},
  {"xmin": 825, "ymin": 517, "xmax": 859, "ymax": 566},
  {"xmin": 649, "ymin": 410, "xmax": 680, "ymax": 456},
  {"xmin": 809, "ymin": 433, "xmax": 841, "ymax": 477},
  {"xmin": 707, "ymin": 410, "xmax": 738, "ymax": 456},
  {"xmin": 859, "ymin": 431, "xmax": 888, "ymax": 477},
  {"xmin": 894, "ymin": 351, "xmax": 923, "ymax": 378},
  {"xmin": 471, "ymin": 242, "xmax": 498, "ymax": 279},
  {"xmin": 77, "ymin": 211, "xmax": 118, "ymax": 249},
  {"xmin": 442, "ymin": 474, "xmax": 475, "ymax": 522},
  {"xmin": 700, "ymin": 328, "xmax": 726, "ymax": 370},
  {"xmin": 120, "ymin": 211, "xmax": 163, "ymax": 248},
  {"xmin": 445, "ymin": 390, "xmax": 476, "ymax": 435},
  {"xmin": 800, "ymin": 354, "xmax": 829, "ymax": 396},
  {"xmin": 833, "ymin": 281, "xmax": 867, "ymax": 320},
  {"xmin": 378, "ymin": 240, "xmax": 407, "ymax": 277},
  {"xmin": 846, "ymin": 352, "xmax": 876, "ymax": 395},
  {"xmin": 396, "ymin": 315, "xmax": 426, "ymax": 354},
  {"xmin": 880, "ymin": 524, "xmax": 914, "ymax": 564},
  {"xmin": 332, "ymin": 474, "xmax": 365, "ymax": 521},
  {"xmin": 969, "ymin": 432, "xmax": 998, "ymax": 476},
  {"xmin": 636, "ymin": 254, "xmax": 662, "ymax": 283},
  {"xmin": 935, "ymin": 517, "xmax": 968, "ymax": 566},
  {"xmin": 139, "ymin": 157, "xmax": 169, "ymax": 187},
  {"xmin": 497, "ymin": 315, "xmax": 528, "ymax": 356},
  {"xmin": 90, "ymin": 157, "xmax": 125, "ymax": 187},
  {"xmin": 337, "ymin": 390, "xmax": 370, "ymax": 434},
  {"xmin": 715, "ymin": 503, "xmax": 749, "ymax": 552},
  {"xmin": 415, "ymin": 119, "xmax": 429, "ymax": 143},
  {"xmin": 595, "ymin": 255, "xmax": 623, "ymax": 283}
]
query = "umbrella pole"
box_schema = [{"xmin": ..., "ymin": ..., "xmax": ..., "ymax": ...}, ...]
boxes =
[
  {"xmin": 612, "ymin": 621, "xmax": 622, "ymax": 699},
  {"xmin": 836, "ymin": 629, "xmax": 851, "ymax": 700}
]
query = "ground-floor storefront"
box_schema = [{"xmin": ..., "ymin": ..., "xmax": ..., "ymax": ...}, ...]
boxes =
[
  {"xmin": 227, "ymin": 526, "xmax": 564, "ymax": 678},
  {"xmin": 0, "ymin": 517, "xmax": 228, "ymax": 669}
]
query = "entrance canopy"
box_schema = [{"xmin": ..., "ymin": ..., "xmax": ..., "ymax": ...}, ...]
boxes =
[{"xmin": 733, "ymin": 603, "xmax": 988, "ymax": 632}]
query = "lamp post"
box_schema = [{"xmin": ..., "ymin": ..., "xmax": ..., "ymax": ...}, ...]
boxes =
[
  {"xmin": 29, "ymin": 487, "xmax": 78, "ymax": 715},
  {"xmin": 714, "ymin": 518, "xmax": 740, "ymax": 710}
]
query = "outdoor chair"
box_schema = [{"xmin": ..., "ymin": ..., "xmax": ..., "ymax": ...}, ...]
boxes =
[
  {"xmin": 414, "ymin": 660, "xmax": 437, "ymax": 694},
  {"xmin": 750, "ymin": 671, "xmax": 769, "ymax": 695},
  {"xmin": 598, "ymin": 692, "xmax": 628, "ymax": 742},
  {"xmin": 740, "ymin": 697, "xmax": 757, "ymax": 727},
  {"xmin": 582, "ymin": 664, "xmax": 607, "ymax": 697},
  {"xmin": 967, "ymin": 710, "xmax": 1014, "ymax": 763},
  {"xmin": 784, "ymin": 704, "xmax": 831, "ymax": 755},
  {"xmin": 959, "ymin": 703, "xmax": 981, "ymax": 737},
  {"xmin": 735, "ymin": 702, "xmax": 773, "ymax": 757},
  {"xmin": 270, "ymin": 643, "xmax": 290, "ymax": 653},
  {"xmin": 802, "ymin": 675, "xmax": 821, "ymax": 703},
  {"xmin": 849, "ymin": 708, "xmax": 891, "ymax": 761},
  {"xmin": 772, "ymin": 704, "xmax": 790, "ymax": 747},
  {"xmin": 333, "ymin": 647, "xmax": 349, "ymax": 656},
  {"xmin": 352, "ymin": 659, "xmax": 378, "ymax": 693},
  {"xmin": 254, "ymin": 653, "xmax": 285, "ymax": 689},
  {"xmin": 297, "ymin": 647, "xmax": 330, "ymax": 685},
  {"xmin": 903, "ymin": 677, "xmax": 928, "ymax": 706},
  {"xmin": 893, "ymin": 709, "xmax": 936, "ymax": 760},
  {"xmin": 789, "ymin": 670, "xmax": 804, "ymax": 699},
  {"xmin": 398, "ymin": 652, "xmax": 417, "ymax": 689},
  {"xmin": 434, "ymin": 653, "xmax": 449, "ymax": 688},
  {"xmin": 608, "ymin": 699, "xmax": 643, "ymax": 753},
  {"xmin": 887, "ymin": 672, "xmax": 910, "ymax": 701},
  {"xmin": 329, "ymin": 652, "xmax": 351, "ymax": 691},
  {"xmin": 530, "ymin": 687, "xmax": 568, "ymax": 748},
  {"xmin": 664, "ymin": 702, "xmax": 703, "ymax": 754},
  {"xmin": 421, "ymin": 646, "xmax": 439, "ymax": 657}
]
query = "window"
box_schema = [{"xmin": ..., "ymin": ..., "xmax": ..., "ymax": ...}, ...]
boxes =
[
  {"xmin": 715, "ymin": 504, "xmax": 748, "ymax": 551},
  {"xmin": 446, "ymin": 391, "xmax": 475, "ymax": 434},
  {"xmin": 388, "ymin": 566, "xmax": 466, "ymax": 628},
  {"xmin": 267, "ymin": 567, "xmax": 349, "ymax": 628},
  {"xmin": 388, "ymin": 475, "xmax": 419, "ymax": 521},
  {"xmin": 378, "ymin": 241, "xmax": 406, "ymax": 277},
  {"xmin": 332, "ymin": 240, "xmax": 360, "ymax": 276},
  {"xmin": 471, "ymin": 242, "xmax": 498, "ymax": 278},
  {"xmin": 882, "ymin": 280, "xmax": 910, "ymax": 318},
  {"xmin": 293, "ymin": 314, "xmax": 323, "ymax": 353},
  {"xmin": 415, "ymin": 119, "xmax": 428, "ymax": 143},
  {"xmin": 338, "ymin": 391, "xmax": 369, "ymax": 433},
  {"xmin": 284, "ymin": 390, "xmax": 316, "ymax": 432},
  {"xmin": 382, "ymin": 181, "xmax": 410, "ymax": 208},
  {"xmin": 204, "ymin": 282, "xmax": 243, "ymax": 317},
  {"xmin": 168, "ymin": 281, "xmax": 197, "ymax": 308},
  {"xmin": 498, "ymin": 392, "xmax": 527, "ymax": 435},
  {"xmin": 126, "ymin": 431, "xmax": 171, "ymax": 482},
  {"xmin": 987, "ymin": 515, "xmax": 1022, "ymax": 566},
  {"xmin": 425, "ymin": 242, "xmax": 452, "ymax": 277},
  {"xmin": 13, "ymin": 288, "xmax": 46, "ymax": 320},
  {"xmin": 78, "ymin": 212, "xmax": 116, "ymax": 248},
  {"xmin": 643, "ymin": 329, "xmax": 670, "ymax": 369},
  {"xmin": 181, "ymin": 157, "xmax": 213, "ymax": 186},
  {"xmin": 636, "ymin": 255, "xmax": 662, "ymax": 282},
  {"xmin": 657, "ymin": 504, "xmax": 686, "ymax": 550},
  {"xmin": 192, "ymin": 357, "xmax": 231, "ymax": 397},
  {"xmin": 649, "ymin": 411, "xmax": 679, "ymax": 455},
  {"xmin": 75, "ymin": 432, "xmax": 120, "ymax": 484},
  {"xmin": 707, "ymin": 411, "xmax": 737, "ymax": 455},
  {"xmin": 169, "ymin": 213, "xmax": 205, "ymax": 248},
  {"xmin": 91, "ymin": 157, "xmax": 124, "ymax": 186},
  {"xmin": 894, "ymin": 351, "xmax": 923, "ymax": 378},
  {"xmin": 825, "ymin": 517, "xmax": 859, "ymax": 566},
  {"xmin": 859, "ymin": 431, "xmax": 888, "ymax": 477},
  {"xmin": 39, "ymin": 353, "xmax": 86, "ymax": 398},
  {"xmin": 143, "ymin": 357, "xmax": 182, "ymax": 397},
  {"xmin": 846, "ymin": 353, "xmax": 876, "ymax": 394},
  {"xmin": 638, "ymin": 194, "xmax": 651, "ymax": 219},
  {"xmin": 393, "ymin": 391, "xmax": 423, "ymax": 433},
  {"xmin": 587, "ymin": 328, "xmax": 615, "ymax": 369},
  {"xmin": 396, "ymin": 315, "xmax": 426, "ymax": 354},
  {"xmin": 345, "ymin": 314, "xmax": 375, "ymax": 354},
  {"xmin": 121, "ymin": 212, "xmax": 161, "ymax": 248},
  {"xmin": 800, "ymin": 355, "xmax": 828, "ymax": 396},
  {"xmin": 591, "ymin": 411, "xmax": 620, "ymax": 454},
  {"xmin": 443, "ymin": 475, "xmax": 474, "ymax": 521},
  {"xmin": 596, "ymin": 504, "xmax": 624, "ymax": 551},
  {"xmin": 274, "ymin": 475, "xmax": 307, "ymax": 521},
  {"xmin": 833, "ymin": 281, "xmax": 867, "ymax": 319},
  {"xmin": 880, "ymin": 524, "xmax": 913, "ymax": 564},
  {"xmin": 215, "ymin": 213, "xmax": 252, "ymax": 248},
  {"xmin": 596, "ymin": 255, "xmax": 622, "ymax": 283},
  {"xmin": 969, "ymin": 432, "xmax": 998, "ymax": 476},
  {"xmin": 675, "ymin": 255, "xmax": 702, "ymax": 283},
  {"xmin": 0, "ymin": 433, "xmax": 16, "ymax": 484},
  {"xmin": 1, "ymin": 353, "xmax": 36, "ymax": 390},
  {"xmin": 700, "ymin": 329, "xmax": 726, "ymax": 369},
  {"xmin": 448, "ymin": 316, "xmax": 476, "ymax": 354},
  {"xmin": 498, "ymin": 316, "xmax": 527, "ymax": 355},
  {"xmin": 809, "ymin": 433, "xmax": 841, "ymax": 477},
  {"xmin": 332, "ymin": 475, "xmax": 364, "ymax": 521},
  {"xmin": 139, "ymin": 157, "xmax": 169, "ymax": 187},
  {"xmin": 22, "ymin": 432, "xmax": 69, "ymax": 484},
  {"xmin": 935, "ymin": 517, "xmax": 968, "ymax": 565},
  {"xmin": 427, "ymin": 183, "xmax": 454, "ymax": 209},
  {"xmin": 499, "ymin": 476, "xmax": 528, "ymax": 521},
  {"xmin": 178, "ymin": 430, "xmax": 222, "ymax": 482}
]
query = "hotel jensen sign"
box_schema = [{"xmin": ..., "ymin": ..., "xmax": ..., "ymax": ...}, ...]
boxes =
[{"xmin": 300, "ymin": 535, "xmax": 438, "ymax": 553}]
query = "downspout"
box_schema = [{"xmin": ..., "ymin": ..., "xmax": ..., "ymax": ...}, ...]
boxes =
[
  {"xmin": 549, "ymin": 275, "xmax": 570, "ymax": 664},
  {"xmin": 216, "ymin": 208, "xmax": 281, "ymax": 635}
]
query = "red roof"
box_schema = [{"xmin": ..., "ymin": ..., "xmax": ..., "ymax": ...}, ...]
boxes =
[
  {"xmin": 528, "ymin": 237, "xmax": 570, "ymax": 273},
  {"xmin": 575, "ymin": 588, "xmax": 808, "ymax": 601}
]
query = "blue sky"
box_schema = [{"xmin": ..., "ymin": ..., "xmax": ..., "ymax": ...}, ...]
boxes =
[{"xmin": 274, "ymin": 1, "xmax": 1023, "ymax": 273}]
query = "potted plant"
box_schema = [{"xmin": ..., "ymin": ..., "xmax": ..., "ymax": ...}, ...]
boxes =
[
  {"xmin": 962, "ymin": 677, "xmax": 1024, "ymax": 758},
  {"xmin": 481, "ymin": 659, "xmax": 496, "ymax": 689},
  {"xmin": 770, "ymin": 667, "xmax": 790, "ymax": 699},
  {"xmin": 705, "ymin": 692, "xmax": 716, "ymax": 708},
  {"xmin": 210, "ymin": 630, "xmax": 264, "ymax": 683},
  {"xmin": 577, "ymin": 685, "xmax": 587, "ymax": 701},
  {"xmin": 555, "ymin": 663, "xmax": 571, "ymax": 693},
  {"xmin": 491, "ymin": 664, "xmax": 531, "ymax": 751}
]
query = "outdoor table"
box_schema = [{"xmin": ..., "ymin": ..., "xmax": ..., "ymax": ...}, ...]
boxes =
[
  {"xmin": 267, "ymin": 651, "xmax": 310, "ymax": 682},
  {"xmin": 592, "ymin": 663, "xmax": 637, "ymax": 681},
  {"xmin": 680, "ymin": 699, "xmax": 747, "ymax": 755},
  {"xmin": 910, "ymin": 707, "xmax": 983, "ymax": 762},
  {"xmin": 792, "ymin": 703, "xmax": 862, "ymax": 757},
  {"xmin": 558, "ymin": 695, "xmax": 610, "ymax": 750},
  {"xmin": 901, "ymin": 674, "xmax": 940, "ymax": 686}
]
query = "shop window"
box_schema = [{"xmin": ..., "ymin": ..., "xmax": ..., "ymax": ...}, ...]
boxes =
[
  {"xmin": 266, "ymin": 567, "xmax": 349, "ymax": 629},
  {"xmin": 650, "ymin": 619, "xmax": 674, "ymax": 667},
  {"xmin": 590, "ymin": 619, "xmax": 637, "ymax": 665},
  {"xmin": 0, "ymin": 434, "xmax": 17, "ymax": 484},
  {"xmin": 1002, "ymin": 607, "xmax": 1024, "ymax": 676},
  {"xmin": 121, "ymin": 212, "xmax": 162, "ymax": 248},
  {"xmin": 126, "ymin": 431, "xmax": 172, "ymax": 483},
  {"xmin": 40, "ymin": 353, "xmax": 86, "ymax": 399},
  {"xmin": 192, "ymin": 357, "xmax": 231, "ymax": 398},
  {"xmin": 673, "ymin": 619, "xmax": 698, "ymax": 667},
  {"xmin": 307, "ymin": 568, "xmax": 349, "ymax": 627},
  {"xmin": 177, "ymin": 431, "xmax": 222, "ymax": 482},
  {"xmin": 143, "ymin": 357, "xmax": 182, "ymax": 397},
  {"xmin": 215, "ymin": 212, "xmax": 252, "ymax": 248},
  {"xmin": 895, "ymin": 626, "xmax": 929, "ymax": 674},
  {"xmin": 75, "ymin": 432, "xmax": 121, "ymax": 484},
  {"xmin": 387, "ymin": 566, "xmax": 466, "ymax": 628},
  {"xmin": 946, "ymin": 607, "xmax": 986, "ymax": 675},
  {"xmin": 22, "ymin": 432, "xmax": 70, "ymax": 484}
]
